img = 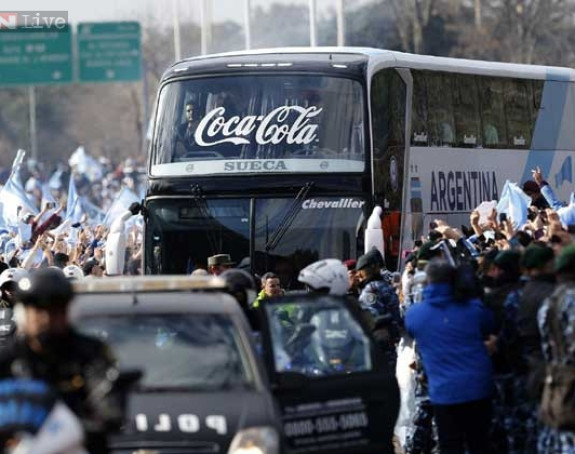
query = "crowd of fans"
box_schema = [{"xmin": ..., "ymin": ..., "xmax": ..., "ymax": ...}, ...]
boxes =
[
  {"xmin": 0, "ymin": 149, "xmax": 146, "ymax": 279},
  {"xmin": 2, "ymin": 146, "xmax": 575, "ymax": 454}
]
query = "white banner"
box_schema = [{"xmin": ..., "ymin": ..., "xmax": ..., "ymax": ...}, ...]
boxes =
[{"xmin": 152, "ymin": 158, "xmax": 364, "ymax": 177}]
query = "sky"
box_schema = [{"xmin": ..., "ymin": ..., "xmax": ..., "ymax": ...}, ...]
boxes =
[{"xmin": 9, "ymin": 0, "xmax": 371, "ymax": 28}]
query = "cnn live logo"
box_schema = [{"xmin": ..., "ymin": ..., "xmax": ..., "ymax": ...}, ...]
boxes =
[
  {"xmin": 0, "ymin": 13, "xmax": 17, "ymax": 29},
  {"xmin": 0, "ymin": 12, "xmax": 68, "ymax": 29}
]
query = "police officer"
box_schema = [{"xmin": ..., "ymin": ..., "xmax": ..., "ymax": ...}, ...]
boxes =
[
  {"xmin": 0, "ymin": 267, "xmax": 123, "ymax": 453},
  {"xmin": 356, "ymin": 248, "xmax": 403, "ymax": 368}
]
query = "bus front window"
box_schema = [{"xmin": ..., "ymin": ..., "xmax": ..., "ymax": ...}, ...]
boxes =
[
  {"xmin": 151, "ymin": 75, "xmax": 365, "ymax": 176},
  {"xmin": 253, "ymin": 197, "xmax": 366, "ymax": 289},
  {"xmin": 145, "ymin": 196, "xmax": 366, "ymax": 284}
]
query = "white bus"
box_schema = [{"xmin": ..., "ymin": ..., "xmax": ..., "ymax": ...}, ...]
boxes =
[{"xmin": 146, "ymin": 47, "xmax": 575, "ymax": 277}]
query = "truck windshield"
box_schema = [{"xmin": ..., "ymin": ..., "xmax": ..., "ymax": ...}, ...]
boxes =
[
  {"xmin": 78, "ymin": 314, "xmax": 253, "ymax": 391},
  {"xmin": 145, "ymin": 197, "xmax": 366, "ymax": 287},
  {"xmin": 151, "ymin": 75, "xmax": 365, "ymax": 176}
]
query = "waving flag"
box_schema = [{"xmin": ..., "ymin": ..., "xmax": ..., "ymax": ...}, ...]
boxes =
[
  {"xmin": 41, "ymin": 183, "xmax": 57, "ymax": 207},
  {"xmin": 81, "ymin": 197, "xmax": 105, "ymax": 225},
  {"xmin": 496, "ymin": 180, "xmax": 531, "ymax": 229},
  {"xmin": 65, "ymin": 175, "xmax": 83, "ymax": 223},
  {"xmin": 48, "ymin": 167, "xmax": 64, "ymax": 190},
  {"xmin": 68, "ymin": 146, "xmax": 103, "ymax": 182},
  {"xmin": 103, "ymin": 187, "xmax": 139, "ymax": 228},
  {"xmin": 0, "ymin": 150, "xmax": 38, "ymax": 227},
  {"xmin": 557, "ymin": 192, "xmax": 575, "ymax": 228}
]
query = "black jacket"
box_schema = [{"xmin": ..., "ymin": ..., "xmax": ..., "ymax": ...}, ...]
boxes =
[
  {"xmin": 0, "ymin": 329, "xmax": 123, "ymax": 453},
  {"xmin": 518, "ymin": 274, "xmax": 556, "ymax": 365}
]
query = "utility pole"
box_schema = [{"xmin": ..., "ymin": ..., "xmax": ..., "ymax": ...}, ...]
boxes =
[
  {"xmin": 172, "ymin": 0, "xmax": 182, "ymax": 60},
  {"xmin": 336, "ymin": 0, "xmax": 345, "ymax": 46},
  {"xmin": 474, "ymin": 0, "xmax": 482, "ymax": 29},
  {"xmin": 200, "ymin": 0, "xmax": 212, "ymax": 55},
  {"xmin": 244, "ymin": 0, "xmax": 251, "ymax": 49},
  {"xmin": 309, "ymin": 0, "xmax": 317, "ymax": 47}
]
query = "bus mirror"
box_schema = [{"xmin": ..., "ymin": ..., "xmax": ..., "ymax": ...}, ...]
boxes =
[{"xmin": 364, "ymin": 206, "xmax": 385, "ymax": 260}]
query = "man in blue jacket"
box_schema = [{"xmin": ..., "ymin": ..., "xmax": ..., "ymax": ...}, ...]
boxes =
[{"xmin": 405, "ymin": 259, "xmax": 494, "ymax": 454}]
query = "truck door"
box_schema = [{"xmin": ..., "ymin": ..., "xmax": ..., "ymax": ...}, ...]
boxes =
[{"xmin": 259, "ymin": 295, "xmax": 399, "ymax": 454}]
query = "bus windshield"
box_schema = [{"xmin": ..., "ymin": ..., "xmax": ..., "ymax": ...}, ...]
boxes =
[
  {"xmin": 151, "ymin": 75, "xmax": 366, "ymax": 176},
  {"xmin": 145, "ymin": 197, "xmax": 366, "ymax": 287}
]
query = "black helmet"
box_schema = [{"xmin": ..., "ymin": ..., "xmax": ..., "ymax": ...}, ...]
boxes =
[
  {"xmin": 221, "ymin": 268, "xmax": 256, "ymax": 290},
  {"xmin": 16, "ymin": 268, "xmax": 74, "ymax": 308},
  {"xmin": 220, "ymin": 269, "xmax": 257, "ymax": 308}
]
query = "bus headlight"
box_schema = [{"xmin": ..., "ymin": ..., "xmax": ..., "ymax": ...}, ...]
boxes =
[{"xmin": 227, "ymin": 426, "xmax": 279, "ymax": 454}]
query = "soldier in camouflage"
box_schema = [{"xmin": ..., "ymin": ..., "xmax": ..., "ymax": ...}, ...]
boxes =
[
  {"xmin": 356, "ymin": 248, "xmax": 403, "ymax": 368},
  {"xmin": 537, "ymin": 244, "xmax": 575, "ymax": 454}
]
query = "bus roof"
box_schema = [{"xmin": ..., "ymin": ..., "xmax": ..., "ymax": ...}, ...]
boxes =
[{"xmin": 167, "ymin": 46, "xmax": 575, "ymax": 82}]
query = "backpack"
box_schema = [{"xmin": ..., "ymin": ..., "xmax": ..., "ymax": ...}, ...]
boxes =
[{"xmin": 540, "ymin": 285, "xmax": 575, "ymax": 430}]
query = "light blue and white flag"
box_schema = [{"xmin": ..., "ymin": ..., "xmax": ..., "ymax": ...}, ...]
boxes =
[
  {"xmin": 65, "ymin": 175, "xmax": 83, "ymax": 224},
  {"xmin": 496, "ymin": 180, "xmax": 531, "ymax": 229},
  {"xmin": 68, "ymin": 146, "xmax": 103, "ymax": 182},
  {"xmin": 48, "ymin": 167, "xmax": 64, "ymax": 190},
  {"xmin": 103, "ymin": 187, "xmax": 139, "ymax": 228},
  {"xmin": 81, "ymin": 197, "xmax": 105, "ymax": 226},
  {"xmin": 0, "ymin": 151, "xmax": 38, "ymax": 227},
  {"xmin": 558, "ymin": 192, "xmax": 575, "ymax": 228}
]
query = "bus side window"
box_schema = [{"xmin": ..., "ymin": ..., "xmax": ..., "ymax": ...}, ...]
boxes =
[
  {"xmin": 411, "ymin": 71, "xmax": 429, "ymax": 146},
  {"xmin": 504, "ymin": 79, "xmax": 532, "ymax": 149},
  {"xmin": 426, "ymin": 72, "xmax": 455, "ymax": 147},
  {"xmin": 371, "ymin": 69, "xmax": 405, "ymax": 158},
  {"xmin": 453, "ymin": 75, "xmax": 481, "ymax": 148},
  {"xmin": 479, "ymin": 77, "xmax": 507, "ymax": 148}
]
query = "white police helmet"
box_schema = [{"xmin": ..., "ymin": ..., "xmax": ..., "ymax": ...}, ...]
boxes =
[
  {"xmin": 63, "ymin": 265, "xmax": 84, "ymax": 281},
  {"xmin": 0, "ymin": 268, "xmax": 29, "ymax": 289},
  {"xmin": 298, "ymin": 259, "xmax": 349, "ymax": 296}
]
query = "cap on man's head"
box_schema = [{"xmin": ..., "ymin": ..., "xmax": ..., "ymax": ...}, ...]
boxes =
[
  {"xmin": 208, "ymin": 254, "xmax": 235, "ymax": 267},
  {"xmin": 521, "ymin": 244, "xmax": 554, "ymax": 270},
  {"xmin": 0, "ymin": 268, "xmax": 28, "ymax": 289},
  {"xmin": 356, "ymin": 248, "xmax": 384, "ymax": 271},
  {"xmin": 494, "ymin": 250, "xmax": 521, "ymax": 275},
  {"xmin": 417, "ymin": 241, "xmax": 441, "ymax": 263},
  {"xmin": 343, "ymin": 259, "xmax": 357, "ymax": 271},
  {"xmin": 555, "ymin": 244, "xmax": 575, "ymax": 274}
]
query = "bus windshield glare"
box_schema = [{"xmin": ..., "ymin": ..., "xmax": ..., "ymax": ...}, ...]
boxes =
[{"xmin": 151, "ymin": 75, "xmax": 366, "ymax": 176}]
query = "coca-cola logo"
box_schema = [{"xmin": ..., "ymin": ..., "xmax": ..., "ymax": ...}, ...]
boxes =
[{"xmin": 194, "ymin": 106, "xmax": 322, "ymax": 147}]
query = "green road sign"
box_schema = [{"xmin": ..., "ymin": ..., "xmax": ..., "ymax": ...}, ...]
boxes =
[
  {"xmin": 0, "ymin": 26, "xmax": 72, "ymax": 86},
  {"xmin": 78, "ymin": 22, "xmax": 141, "ymax": 82}
]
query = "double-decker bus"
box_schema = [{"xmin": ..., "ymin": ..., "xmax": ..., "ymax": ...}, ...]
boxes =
[{"xmin": 145, "ymin": 47, "xmax": 575, "ymax": 283}]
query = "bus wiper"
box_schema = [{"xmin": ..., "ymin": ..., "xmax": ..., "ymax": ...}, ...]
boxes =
[
  {"xmin": 265, "ymin": 182, "xmax": 314, "ymax": 252},
  {"xmin": 191, "ymin": 185, "xmax": 219, "ymax": 254}
]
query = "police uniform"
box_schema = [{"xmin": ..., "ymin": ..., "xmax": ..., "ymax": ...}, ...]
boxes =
[
  {"xmin": 0, "ymin": 331, "xmax": 122, "ymax": 453},
  {"xmin": 0, "ymin": 268, "xmax": 123, "ymax": 454},
  {"xmin": 537, "ymin": 245, "xmax": 575, "ymax": 454},
  {"xmin": 356, "ymin": 250, "xmax": 403, "ymax": 367}
]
